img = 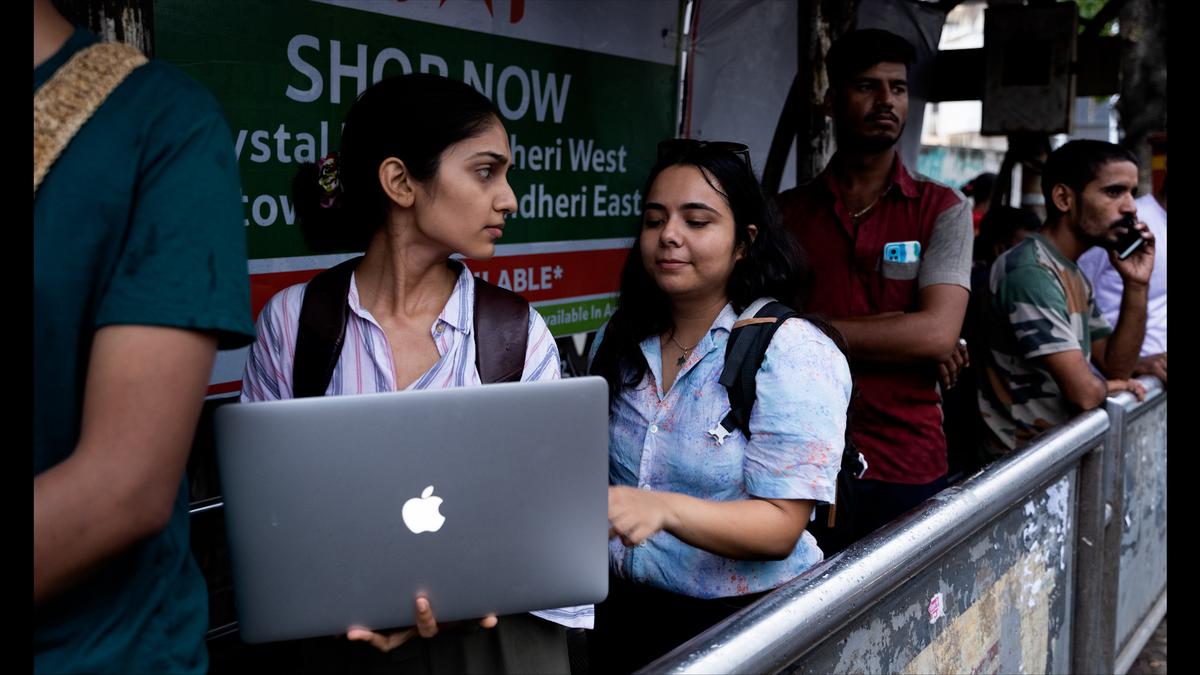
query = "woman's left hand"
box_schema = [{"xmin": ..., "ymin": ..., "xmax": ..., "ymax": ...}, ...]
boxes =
[{"xmin": 608, "ymin": 485, "xmax": 675, "ymax": 547}]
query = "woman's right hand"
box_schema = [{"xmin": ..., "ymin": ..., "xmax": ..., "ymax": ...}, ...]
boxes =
[
  {"xmin": 346, "ymin": 597, "xmax": 499, "ymax": 653},
  {"xmin": 608, "ymin": 485, "xmax": 676, "ymax": 547}
]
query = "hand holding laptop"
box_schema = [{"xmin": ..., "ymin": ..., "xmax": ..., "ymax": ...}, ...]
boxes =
[
  {"xmin": 346, "ymin": 596, "xmax": 499, "ymax": 652},
  {"xmin": 214, "ymin": 378, "xmax": 609, "ymax": 644}
]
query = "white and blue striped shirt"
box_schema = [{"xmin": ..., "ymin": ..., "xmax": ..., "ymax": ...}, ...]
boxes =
[{"xmin": 240, "ymin": 260, "xmax": 593, "ymax": 629}]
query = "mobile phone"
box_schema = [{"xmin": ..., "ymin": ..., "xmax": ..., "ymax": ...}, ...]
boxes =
[
  {"xmin": 1110, "ymin": 214, "xmax": 1145, "ymax": 260},
  {"xmin": 883, "ymin": 241, "xmax": 921, "ymax": 263}
]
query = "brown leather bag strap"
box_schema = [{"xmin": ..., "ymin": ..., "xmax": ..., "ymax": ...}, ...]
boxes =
[
  {"xmin": 34, "ymin": 42, "xmax": 148, "ymax": 195},
  {"xmin": 473, "ymin": 279, "xmax": 530, "ymax": 384}
]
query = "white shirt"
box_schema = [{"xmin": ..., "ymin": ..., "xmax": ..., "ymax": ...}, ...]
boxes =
[{"xmin": 241, "ymin": 261, "xmax": 593, "ymax": 629}]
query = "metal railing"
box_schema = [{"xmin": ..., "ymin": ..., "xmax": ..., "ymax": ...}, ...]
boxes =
[
  {"xmin": 642, "ymin": 376, "xmax": 1165, "ymax": 674},
  {"xmin": 192, "ymin": 378, "xmax": 1164, "ymax": 668},
  {"xmin": 1110, "ymin": 379, "xmax": 1168, "ymax": 673}
]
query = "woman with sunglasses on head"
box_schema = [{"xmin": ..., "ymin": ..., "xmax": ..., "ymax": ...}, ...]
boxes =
[
  {"xmin": 239, "ymin": 73, "xmax": 585, "ymax": 674},
  {"xmin": 587, "ymin": 140, "xmax": 852, "ymax": 673}
]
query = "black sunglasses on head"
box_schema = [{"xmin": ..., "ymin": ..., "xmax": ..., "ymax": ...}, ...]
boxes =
[{"xmin": 656, "ymin": 138, "xmax": 752, "ymax": 168}]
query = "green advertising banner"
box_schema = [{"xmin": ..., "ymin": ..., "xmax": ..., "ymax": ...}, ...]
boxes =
[
  {"xmin": 156, "ymin": 0, "xmax": 676, "ymax": 257},
  {"xmin": 153, "ymin": 0, "xmax": 681, "ymax": 388}
]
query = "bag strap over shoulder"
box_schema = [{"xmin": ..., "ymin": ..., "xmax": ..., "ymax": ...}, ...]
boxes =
[
  {"xmin": 34, "ymin": 42, "xmax": 148, "ymax": 195},
  {"xmin": 293, "ymin": 256, "xmax": 362, "ymax": 398},
  {"xmin": 712, "ymin": 298, "xmax": 865, "ymax": 531},
  {"xmin": 293, "ymin": 259, "xmax": 531, "ymax": 395},
  {"xmin": 714, "ymin": 298, "xmax": 797, "ymax": 442},
  {"xmin": 473, "ymin": 278, "xmax": 530, "ymax": 384}
]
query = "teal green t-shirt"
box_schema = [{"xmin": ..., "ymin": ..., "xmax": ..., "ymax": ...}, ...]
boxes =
[{"xmin": 34, "ymin": 28, "xmax": 254, "ymax": 674}]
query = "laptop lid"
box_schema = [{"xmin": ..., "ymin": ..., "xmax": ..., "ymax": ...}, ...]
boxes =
[{"xmin": 214, "ymin": 376, "xmax": 610, "ymax": 643}]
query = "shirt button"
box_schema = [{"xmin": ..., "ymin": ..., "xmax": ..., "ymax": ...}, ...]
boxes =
[
  {"xmin": 640, "ymin": 484, "xmax": 652, "ymax": 491},
  {"xmin": 649, "ymin": 424, "xmax": 658, "ymax": 434},
  {"xmin": 434, "ymin": 324, "xmax": 445, "ymax": 335}
]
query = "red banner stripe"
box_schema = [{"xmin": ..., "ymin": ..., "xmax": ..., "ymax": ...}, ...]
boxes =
[
  {"xmin": 207, "ymin": 380, "xmax": 242, "ymax": 396},
  {"xmin": 466, "ymin": 248, "xmax": 627, "ymax": 302},
  {"xmin": 250, "ymin": 269, "xmax": 323, "ymax": 319},
  {"xmin": 249, "ymin": 248, "xmax": 629, "ymax": 319}
]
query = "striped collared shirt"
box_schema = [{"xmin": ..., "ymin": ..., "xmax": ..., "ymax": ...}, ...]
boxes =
[{"xmin": 240, "ymin": 261, "xmax": 592, "ymax": 629}]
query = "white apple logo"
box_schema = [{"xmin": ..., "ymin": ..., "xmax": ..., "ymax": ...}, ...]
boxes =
[{"xmin": 402, "ymin": 485, "xmax": 446, "ymax": 534}]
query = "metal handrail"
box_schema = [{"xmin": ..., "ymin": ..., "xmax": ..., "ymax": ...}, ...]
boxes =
[
  {"xmin": 189, "ymin": 497, "xmax": 224, "ymax": 516},
  {"xmin": 193, "ymin": 377, "xmax": 1164, "ymax": 651},
  {"xmin": 640, "ymin": 409, "xmax": 1112, "ymax": 674},
  {"xmin": 206, "ymin": 621, "xmax": 240, "ymax": 641}
]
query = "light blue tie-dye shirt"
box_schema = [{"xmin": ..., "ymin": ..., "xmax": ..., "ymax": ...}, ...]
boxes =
[{"xmin": 592, "ymin": 303, "xmax": 852, "ymax": 599}]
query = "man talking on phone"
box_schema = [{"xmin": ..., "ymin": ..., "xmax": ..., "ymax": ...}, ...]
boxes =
[
  {"xmin": 977, "ymin": 140, "xmax": 1154, "ymax": 456},
  {"xmin": 1078, "ymin": 175, "xmax": 1167, "ymax": 387}
]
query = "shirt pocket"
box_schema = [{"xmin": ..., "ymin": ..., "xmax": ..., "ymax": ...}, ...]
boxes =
[
  {"xmin": 878, "ymin": 260, "xmax": 921, "ymax": 311},
  {"xmin": 881, "ymin": 259, "xmax": 920, "ymax": 281}
]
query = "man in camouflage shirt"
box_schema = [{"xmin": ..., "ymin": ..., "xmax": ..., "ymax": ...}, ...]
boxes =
[{"xmin": 979, "ymin": 140, "xmax": 1155, "ymax": 453}]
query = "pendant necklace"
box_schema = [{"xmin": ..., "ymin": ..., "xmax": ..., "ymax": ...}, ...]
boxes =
[{"xmin": 668, "ymin": 331, "xmax": 699, "ymax": 367}]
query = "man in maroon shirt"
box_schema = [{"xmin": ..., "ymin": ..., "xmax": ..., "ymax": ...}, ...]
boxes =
[{"xmin": 776, "ymin": 29, "xmax": 973, "ymax": 554}]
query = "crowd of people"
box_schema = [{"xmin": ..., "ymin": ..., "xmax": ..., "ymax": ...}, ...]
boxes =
[{"xmin": 34, "ymin": 0, "xmax": 1164, "ymax": 671}]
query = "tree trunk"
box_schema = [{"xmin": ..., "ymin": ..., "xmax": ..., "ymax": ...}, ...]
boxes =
[
  {"xmin": 1116, "ymin": 0, "xmax": 1167, "ymax": 193},
  {"xmin": 760, "ymin": 0, "xmax": 858, "ymax": 193},
  {"xmin": 797, "ymin": 0, "xmax": 860, "ymax": 182}
]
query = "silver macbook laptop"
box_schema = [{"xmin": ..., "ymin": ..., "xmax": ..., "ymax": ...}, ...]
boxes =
[{"xmin": 213, "ymin": 376, "xmax": 610, "ymax": 644}]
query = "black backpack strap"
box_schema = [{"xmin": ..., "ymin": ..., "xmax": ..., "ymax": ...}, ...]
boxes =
[
  {"xmin": 715, "ymin": 299, "xmax": 797, "ymax": 441},
  {"xmin": 292, "ymin": 256, "xmax": 364, "ymax": 398},
  {"xmin": 292, "ymin": 259, "xmax": 531, "ymax": 393},
  {"xmin": 473, "ymin": 278, "xmax": 530, "ymax": 384}
]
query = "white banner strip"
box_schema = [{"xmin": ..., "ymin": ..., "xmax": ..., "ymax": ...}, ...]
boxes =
[
  {"xmin": 531, "ymin": 292, "xmax": 617, "ymax": 307},
  {"xmin": 247, "ymin": 238, "xmax": 634, "ymax": 275},
  {"xmin": 247, "ymin": 253, "xmax": 359, "ymax": 275}
]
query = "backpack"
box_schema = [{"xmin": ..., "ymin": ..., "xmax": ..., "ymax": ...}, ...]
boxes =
[
  {"xmin": 291, "ymin": 256, "xmax": 530, "ymax": 397},
  {"xmin": 715, "ymin": 298, "xmax": 865, "ymax": 542}
]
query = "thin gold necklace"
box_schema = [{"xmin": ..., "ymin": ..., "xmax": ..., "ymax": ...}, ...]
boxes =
[
  {"xmin": 850, "ymin": 184, "xmax": 892, "ymax": 220},
  {"xmin": 668, "ymin": 331, "xmax": 699, "ymax": 366}
]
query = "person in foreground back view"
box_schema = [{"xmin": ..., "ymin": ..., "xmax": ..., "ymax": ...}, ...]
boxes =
[{"xmin": 34, "ymin": 0, "xmax": 256, "ymax": 672}]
